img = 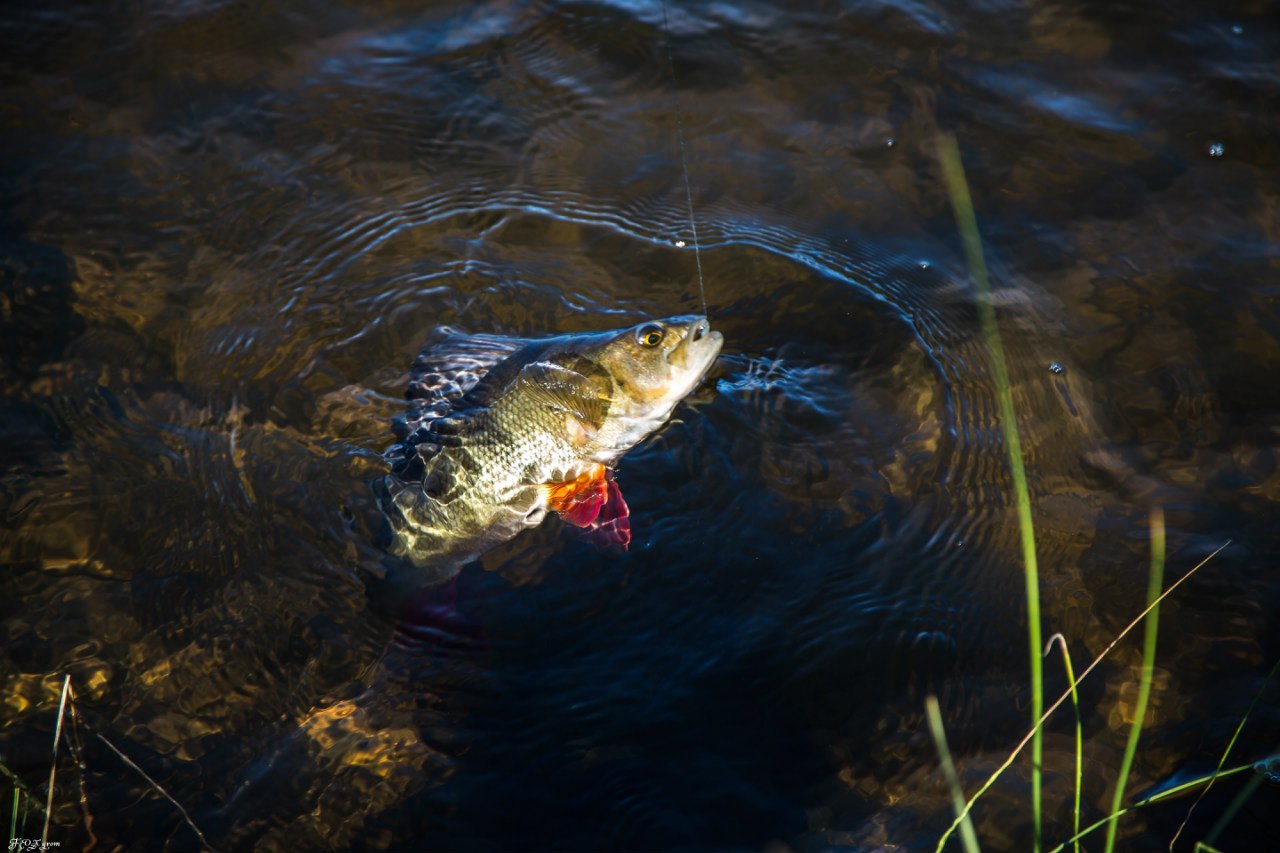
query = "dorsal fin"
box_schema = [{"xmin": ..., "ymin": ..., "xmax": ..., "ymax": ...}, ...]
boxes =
[
  {"xmin": 383, "ymin": 327, "xmax": 528, "ymax": 484},
  {"xmin": 399, "ymin": 328, "xmax": 532, "ymax": 444},
  {"xmin": 407, "ymin": 327, "xmax": 530, "ymax": 405},
  {"xmin": 390, "ymin": 327, "xmax": 608, "ymax": 477}
]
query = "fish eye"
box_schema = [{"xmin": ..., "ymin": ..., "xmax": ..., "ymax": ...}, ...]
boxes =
[{"xmin": 636, "ymin": 324, "xmax": 665, "ymax": 348}]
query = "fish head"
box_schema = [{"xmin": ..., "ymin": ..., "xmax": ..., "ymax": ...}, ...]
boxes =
[
  {"xmin": 561, "ymin": 314, "xmax": 723, "ymax": 460},
  {"xmin": 599, "ymin": 314, "xmax": 723, "ymax": 406}
]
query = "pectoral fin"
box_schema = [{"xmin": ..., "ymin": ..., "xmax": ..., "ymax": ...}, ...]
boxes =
[
  {"xmin": 541, "ymin": 465, "xmax": 609, "ymax": 527},
  {"xmin": 586, "ymin": 473, "xmax": 631, "ymax": 551},
  {"xmin": 519, "ymin": 361, "xmax": 610, "ymax": 446},
  {"xmin": 542, "ymin": 467, "xmax": 631, "ymax": 551}
]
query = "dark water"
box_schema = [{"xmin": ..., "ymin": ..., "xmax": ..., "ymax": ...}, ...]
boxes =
[{"xmin": 3, "ymin": 0, "xmax": 1280, "ymax": 850}]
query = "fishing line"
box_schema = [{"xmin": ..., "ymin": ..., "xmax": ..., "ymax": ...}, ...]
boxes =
[{"xmin": 660, "ymin": 0, "xmax": 709, "ymax": 318}]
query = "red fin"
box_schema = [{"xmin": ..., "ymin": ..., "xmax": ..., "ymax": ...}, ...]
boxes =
[
  {"xmin": 543, "ymin": 465, "xmax": 608, "ymax": 528},
  {"xmin": 560, "ymin": 481, "xmax": 607, "ymax": 527},
  {"xmin": 563, "ymin": 472, "xmax": 630, "ymax": 551},
  {"xmin": 544, "ymin": 468, "xmax": 631, "ymax": 550},
  {"xmin": 585, "ymin": 473, "xmax": 631, "ymax": 551}
]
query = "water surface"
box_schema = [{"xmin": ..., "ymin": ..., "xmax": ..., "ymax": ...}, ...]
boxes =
[{"xmin": 3, "ymin": 0, "xmax": 1280, "ymax": 850}]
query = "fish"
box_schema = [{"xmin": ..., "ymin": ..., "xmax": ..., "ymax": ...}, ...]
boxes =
[{"xmin": 376, "ymin": 314, "xmax": 723, "ymax": 584}]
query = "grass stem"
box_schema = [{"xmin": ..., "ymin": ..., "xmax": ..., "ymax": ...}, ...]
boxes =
[
  {"xmin": 1137, "ymin": 763, "xmax": 1253, "ymax": 806},
  {"xmin": 926, "ymin": 696, "xmax": 982, "ymax": 853},
  {"xmin": 41, "ymin": 674, "xmax": 71, "ymax": 849},
  {"xmin": 1169, "ymin": 655, "xmax": 1280, "ymax": 850},
  {"xmin": 1045, "ymin": 634, "xmax": 1082, "ymax": 853},
  {"xmin": 1046, "ymin": 762, "xmax": 1258, "ymax": 851},
  {"xmin": 935, "ymin": 541, "xmax": 1228, "ymax": 852},
  {"xmin": 94, "ymin": 733, "xmax": 218, "ymax": 851},
  {"xmin": 936, "ymin": 131, "xmax": 1044, "ymax": 852},
  {"xmin": 1103, "ymin": 507, "xmax": 1165, "ymax": 853},
  {"xmin": 1203, "ymin": 763, "xmax": 1266, "ymax": 848},
  {"xmin": 0, "ymin": 760, "xmax": 39, "ymax": 809},
  {"xmin": 1053, "ymin": 764, "xmax": 1272, "ymax": 853}
]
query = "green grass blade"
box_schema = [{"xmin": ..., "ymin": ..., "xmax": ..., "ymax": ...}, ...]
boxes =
[
  {"xmin": 0, "ymin": 760, "xmax": 34, "ymax": 800},
  {"xmin": 1048, "ymin": 805, "xmax": 1136, "ymax": 853},
  {"xmin": 1045, "ymin": 634, "xmax": 1082, "ymax": 853},
  {"xmin": 1046, "ymin": 763, "xmax": 1256, "ymax": 853},
  {"xmin": 926, "ymin": 696, "xmax": 982, "ymax": 853},
  {"xmin": 1103, "ymin": 508, "xmax": 1165, "ymax": 853},
  {"xmin": 936, "ymin": 132, "xmax": 1044, "ymax": 851},
  {"xmin": 2, "ymin": 717, "xmax": 52, "ymax": 839},
  {"xmin": 1203, "ymin": 767, "xmax": 1265, "ymax": 848},
  {"xmin": 1169, "ymin": 655, "xmax": 1280, "ymax": 849},
  {"xmin": 1135, "ymin": 762, "xmax": 1253, "ymax": 806},
  {"xmin": 935, "ymin": 542, "xmax": 1227, "ymax": 853}
]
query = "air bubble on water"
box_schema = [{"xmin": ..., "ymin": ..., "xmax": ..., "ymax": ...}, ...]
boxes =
[
  {"xmin": 1231, "ymin": 24, "xmax": 1243, "ymax": 35},
  {"xmin": 1048, "ymin": 362, "xmax": 1065, "ymax": 375},
  {"xmin": 886, "ymin": 137, "xmax": 895, "ymax": 147},
  {"xmin": 1207, "ymin": 142, "xmax": 1225, "ymax": 158},
  {"xmin": 674, "ymin": 239, "xmax": 686, "ymax": 248},
  {"xmin": 918, "ymin": 260, "xmax": 931, "ymax": 270}
]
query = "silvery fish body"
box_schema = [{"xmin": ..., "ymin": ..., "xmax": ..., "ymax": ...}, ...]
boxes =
[{"xmin": 377, "ymin": 315, "xmax": 723, "ymax": 583}]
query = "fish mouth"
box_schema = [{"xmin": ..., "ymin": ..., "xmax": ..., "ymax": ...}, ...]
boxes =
[{"xmin": 669, "ymin": 315, "xmax": 724, "ymax": 378}]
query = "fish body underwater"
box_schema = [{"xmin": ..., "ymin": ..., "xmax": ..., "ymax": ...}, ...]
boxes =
[{"xmin": 376, "ymin": 315, "xmax": 723, "ymax": 585}]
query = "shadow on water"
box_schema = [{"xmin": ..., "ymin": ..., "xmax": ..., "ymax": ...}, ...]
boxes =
[{"xmin": 3, "ymin": 0, "xmax": 1280, "ymax": 850}]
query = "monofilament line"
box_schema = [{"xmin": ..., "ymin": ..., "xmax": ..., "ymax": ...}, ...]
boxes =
[{"xmin": 660, "ymin": 0, "xmax": 709, "ymax": 318}]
